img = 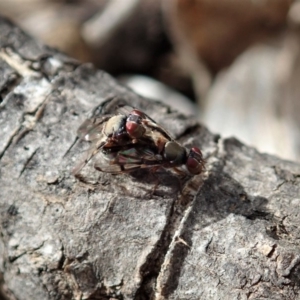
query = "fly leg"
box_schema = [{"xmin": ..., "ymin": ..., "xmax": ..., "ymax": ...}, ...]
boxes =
[
  {"xmin": 172, "ymin": 167, "xmax": 201, "ymax": 206},
  {"xmin": 147, "ymin": 166, "xmax": 162, "ymax": 197}
]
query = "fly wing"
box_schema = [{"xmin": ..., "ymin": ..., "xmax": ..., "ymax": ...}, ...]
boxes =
[
  {"xmin": 77, "ymin": 115, "xmax": 112, "ymax": 141},
  {"xmin": 72, "ymin": 140, "xmax": 106, "ymax": 175},
  {"xmin": 116, "ymin": 105, "xmax": 133, "ymax": 116},
  {"xmin": 117, "ymin": 105, "xmax": 158, "ymax": 125},
  {"xmin": 93, "ymin": 146, "xmax": 163, "ymax": 174},
  {"xmin": 141, "ymin": 117, "xmax": 174, "ymax": 141},
  {"xmin": 94, "ymin": 162, "xmax": 142, "ymax": 174}
]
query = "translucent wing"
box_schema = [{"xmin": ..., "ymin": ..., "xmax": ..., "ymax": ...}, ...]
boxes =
[
  {"xmin": 116, "ymin": 105, "xmax": 158, "ymax": 126},
  {"xmin": 72, "ymin": 139, "xmax": 107, "ymax": 175},
  {"xmin": 141, "ymin": 117, "xmax": 174, "ymax": 141},
  {"xmin": 94, "ymin": 146, "xmax": 164, "ymax": 174},
  {"xmin": 77, "ymin": 115, "xmax": 112, "ymax": 141},
  {"xmin": 115, "ymin": 105, "xmax": 133, "ymax": 116}
]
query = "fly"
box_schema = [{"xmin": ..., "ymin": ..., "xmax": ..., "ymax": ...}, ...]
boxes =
[{"xmin": 73, "ymin": 106, "xmax": 205, "ymax": 177}]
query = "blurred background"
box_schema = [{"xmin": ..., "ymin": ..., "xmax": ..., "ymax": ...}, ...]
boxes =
[{"xmin": 1, "ymin": 0, "xmax": 299, "ymax": 162}]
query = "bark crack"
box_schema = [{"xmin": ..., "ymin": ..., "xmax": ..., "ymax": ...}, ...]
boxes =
[
  {"xmin": 9, "ymin": 241, "xmax": 45, "ymax": 263},
  {"xmin": 18, "ymin": 147, "xmax": 39, "ymax": 177},
  {"xmin": 134, "ymin": 173, "xmax": 205, "ymax": 299}
]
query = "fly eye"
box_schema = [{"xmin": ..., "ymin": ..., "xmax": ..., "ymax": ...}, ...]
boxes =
[
  {"xmin": 186, "ymin": 147, "xmax": 204, "ymax": 175},
  {"xmin": 126, "ymin": 122, "xmax": 145, "ymax": 138},
  {"xmin": 164, "ymin": 141, "xmax": 186, "ymax": 163},
  {"xmin": 126, "ymin": 114, "xmax": 145, "ymax": 138}
]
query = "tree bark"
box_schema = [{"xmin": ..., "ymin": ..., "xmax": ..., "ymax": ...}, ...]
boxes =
[{"xmin": 0, "ymin": 16, "xmax": 300, "ymax": 300}]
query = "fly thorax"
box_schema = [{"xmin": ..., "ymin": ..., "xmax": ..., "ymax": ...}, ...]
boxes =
[
  {"xmin": 104, "ymin": 115, "xmax": 126, "ymax": 137},
  {"xmin": 163, "ymin": 141, "xmax": 187, "ymax": 164}
]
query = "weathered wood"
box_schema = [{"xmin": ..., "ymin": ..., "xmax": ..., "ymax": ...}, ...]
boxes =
[{"xmin": 0, "ymin": 17, "xmax": 300, "ymax": 300}]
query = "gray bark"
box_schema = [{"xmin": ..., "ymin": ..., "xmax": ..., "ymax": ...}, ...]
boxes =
[{"xmin": 1, "ymin": 16, "xmax": 300, "ymax": 300}]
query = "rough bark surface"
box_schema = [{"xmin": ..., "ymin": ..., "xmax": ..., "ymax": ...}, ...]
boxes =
[{"xmin": 1, "ymin": 17, "xmax": 300, "ymax": 300}]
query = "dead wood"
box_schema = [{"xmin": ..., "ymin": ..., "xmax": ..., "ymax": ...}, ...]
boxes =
[{"xmin": 0, "ymin": 17, "xmax": 300, "ymax": 300}]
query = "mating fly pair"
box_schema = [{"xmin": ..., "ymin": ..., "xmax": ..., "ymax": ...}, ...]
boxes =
[{"xmin": 73, "ymin": 105, "xmax": 205, "ymax": 178}]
